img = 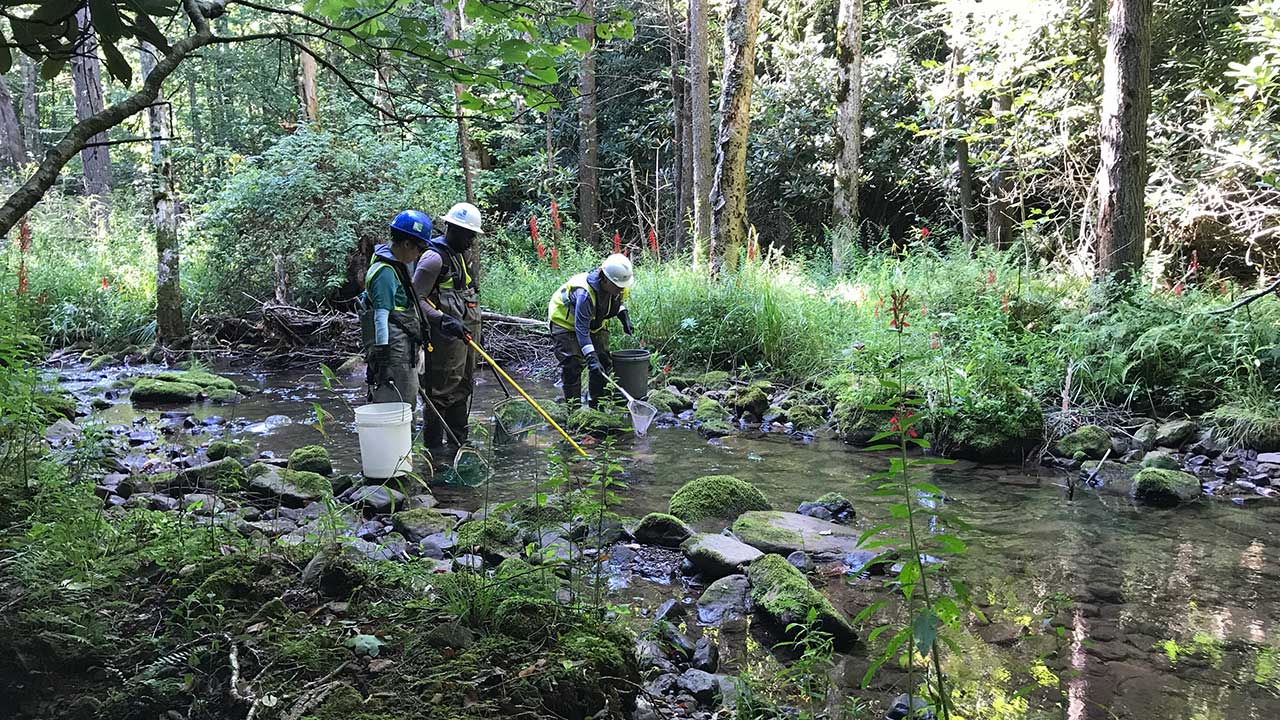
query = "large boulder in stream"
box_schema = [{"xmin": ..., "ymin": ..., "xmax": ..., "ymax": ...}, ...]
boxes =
[
  {"xmin": 153, "ymin": 370, "xmax": 237, "ymax": 391},
  {"xmin": 668, "ymin": 475, "xmax": 770, "ymax": 523},
  {"xmin": 177, "ymin": 457, "xmax": 246, "ymax": 491},
  {"xmin": 391, "ymin": 508, "xmax": 456, "ymax": 543},
  {"xmin": 1154, "ymin": 419, "xmax": 1198, "ymax": 448},
  {"xmin": 131, "ymin": 379, "xmax": 202, "ymax": 404},
  {"xmin": 1055, "ymin": 425, "xmax": 1112, "ymax": 460},
  {"xmin": 697, "ymin": 574, "xmax": 753, "ymax": 624},
  {"xmin": 747, "ymin": 554, "xmax": 857, "ymax": 650},
  {"xmin": 248, "ymin": 463, "xmax": 332, "ymax": 507},
  {"xmin": 288, "ymin": 445, "xmax": 333, "ymax": 475},
  {"xmin": 731, "ymin": 511, "xmax": 865, "ymax": 560},
  {"xmin": 207, "ymin": 439, "xmax": 249, "ymax": 462},
  {"xmin": 681, "ymin": 533, "xmax": 763, "ymax": 579},
  {"xmin": 1133, "ymin": 468, "xmax": 1202, "ymax": 505}
]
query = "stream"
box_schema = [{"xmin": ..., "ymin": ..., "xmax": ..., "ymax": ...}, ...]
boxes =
[{"xmin": 53, "ymin": 358, "xmax": 1280, "ymax": 720}]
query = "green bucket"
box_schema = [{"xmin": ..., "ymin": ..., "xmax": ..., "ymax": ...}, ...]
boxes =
[{"xmin": 612, "ymin": 348, "xmax": 651, "ymax": 401}]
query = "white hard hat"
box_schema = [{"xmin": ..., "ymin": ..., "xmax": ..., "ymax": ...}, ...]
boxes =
[
  {"xmin": 443, "ymin": 202, "xmax": 484, "ymax": 233},
  {"xmin": 601, "ymin": 253, "xmax": 634, "ymax": 289}
]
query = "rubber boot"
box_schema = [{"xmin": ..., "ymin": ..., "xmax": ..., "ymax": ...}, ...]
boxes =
[
  {"xmin": 422, "ymin": 404, "xmax": 445, "ymax": 450},
  {"xmin": 444, "ymin": 402, "xmax": 470, "ymax": 446},
  {"xmin": 561, "ymin": 364, "xmax": 583, "ymax": 405}
]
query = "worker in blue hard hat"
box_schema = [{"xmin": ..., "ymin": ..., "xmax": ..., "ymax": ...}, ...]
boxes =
[
  {"xmin": 360, "ymin": 209, "xmax": 432, "ymax": 410},
  {"xmin": 413, "ymin": 202, "xmax": 484, "ymax": 453}
]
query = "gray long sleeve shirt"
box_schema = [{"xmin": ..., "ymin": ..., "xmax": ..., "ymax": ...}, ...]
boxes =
[{"xmin": 570, "ymin": 269, "xmax": 624, "ymax": 355}]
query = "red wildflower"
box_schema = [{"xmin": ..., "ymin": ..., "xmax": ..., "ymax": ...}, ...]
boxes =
[
  {"xmin": 909, "ymin": 428, "xmax": 919, "ymax": 438},
  {"xmin": 986, "ymin": 269, "xmax": 997, "ymax": 286},
  {"xmin": 613, "ymin": 231, "xmax": 621, "ymax": 254},
  {"xmin": 529, "ymin": 215, "xmax": 539, "ymax": 240},
  {"xmin": 921, "ymin": 227, "xmax": 930, "ymax": 238},
  {"xmin": 1172, "ymin": 282, "xmax": 1185, "ymax": 296},
  {"xmin": 919, "ymin": 303, "xmax": 928, "ymax": 317},
  {"xmin": 889, "ymin": 415, "xmax": 900, "ymax": 431},
  {"xmin": 550, "ymin": 200, "xmax": 561, "ymax": 230},
  {"xmin": 550, "ymin": 246, "xmax": 559, "ymax": 270},
  {"xmin": 16, "ymin": 259, "xmax": 27, "ymax": 295},
  {"xmin": 930, "ymin": 332, "xmax": 941, "ymax": 350},
  {"xmin": 1188, "ymin": 250, "xmax": 1200, "ymax": 274},
  {"xmin": 648, "ymin": 227, "xmax": 659, "ymax": 254},
  {"xmin": 662, "ymin": 364, "xmax": 671, "ymax": 374},
  {"xmin": 100, "ymin": 277, "xmax": 110, "ymax": 290},
  {"xmin": 1001, "ymin": 292, "xmax": 1010, "ymax": 313},
  {"xmin": 748, "ymin": 238, "xmax": 757, "ymax": 262},
  {"xmin": 537, "ymin": 242, "xmax": 546, "ymax": 260},
  {"xmin": 888, "ymin": 288, "xmax": 912, "ymax": 331}
]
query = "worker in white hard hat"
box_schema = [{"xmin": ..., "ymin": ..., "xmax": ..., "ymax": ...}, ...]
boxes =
[
  {"xmin": 412, "ymin": 202, "xmax": 484, "ymax": 453},
  {"xmin": 546, "ymin": 253, "xmax": 636, "ymax": 407}
]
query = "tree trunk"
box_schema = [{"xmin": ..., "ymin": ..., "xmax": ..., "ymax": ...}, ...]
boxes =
[
  {"xmin": 374, "ymin": 53, "xmax": 393, "ymax": 131},
  {"xmin": 186, "ymin": 74, "xmax": 203, "ymax": 147},
  {"xmin": 1094, "ymin": 0, "xmax": 1152, "ymax": 283},
  {"xmin": 140, "ymin": 43, "xmax": 186, "ymax": 348},
  {"xmin": 832, "ymin": 0, "xmax": 862, "ymax": 270},
  {"xmin": 440, "ymin": 0, "xmax": 477, "ymax": 204},
  {"xmin": 577, "ymin": 0, "xmax": 600, "ymax": 245},
  {"xmin": 71, "ymin": 7, "xmax": 112, "ymax": 229},
  {"xmin": 0, "ymin": 76, "xmax": 29, "ymax": 168},
  {"xmin": 986, "ymin": 93, "xmax": 1015, "ymax": 249},
  {"xmin": 297, "ymin": 45, "xmax": 319, "ymax": 123},
  {"xmin": 680, "ymin": 86, "xmax": 694, "ymax": 249},
  {"xmin": 953, "ymin": 45, "xmax": 976, "ymax": 248},
  {"xmin": 688, "ymin": 0, "xmax": 713, "ymax": 267},
  {"xmin": 19, "ymin": 54, "xmax": 39, "ymax": 159},
  {"xmin": 667, "ymin": 0, "xmax": 689, "ymax": 242},
  {"xmin": 709, "ymin": 0, "xmax": 765, "ymax": 271}
]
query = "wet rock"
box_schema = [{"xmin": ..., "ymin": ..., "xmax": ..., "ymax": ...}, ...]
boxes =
[
  {"xmin": 668, "ymin": 474, "xmax": 770, "ymax": 523},
  {"xmin": 202, "ymin": 415, "xmax": 224, "ymax": 426},
  {"xmin": 417, "ymin": 540, "xmax": 445, "ymax": 559},
  {"xmin": 1258, "ymin": 452, "xmax": 1280, "ymax": 465},
  {"xmin": 206, "ymin": 439, "xmax": 249, "ymax": 462},
  {"xmin": 404, "ymin": 493, "xmax": 438, "ymax": 511},
  {"xmin": 787, "ymin": 551, "xmax": 815, "ymax": 573},
  {"xmin": 692, "ymin": 636, "xmax": 719, "ymax": 673},
  {"xmin": 90, "ymin": 397, "xmax": 112, "ymax": 410},
  {"xmin": 347, "ymin": 538, "xmax": 398, "ymax": 562},
  {"xmin": 843, "ymin": 549, "xmax": 885, "ymax": 575},
  {"xmin": 975, "ymin": 622, "xmax": 1024, "ymax": 646},
  {"xmin": 645, "ymin": 672, "xmax": 680, "ymax": 697},
  {"xmin": 697, "ymin": 574, "xmax": 753, "ymax": 624},
  {"xmin": 391, "ymin": 508, "xmax": 456, "ymax": 543},
  {"xmin": 126, "ymin": 493, "xmax": 179, "ymax": 511},
  {"xmin": 730, "ymin": 511, "xmax": 864, "ymax": 560},
  {"xmin": 379, "ymin": 532, "xmax": 411, "ymax": 558},
  {"xmin": 425, "ymin": 621, "xmax": 475, "ymax": 650},
  {"xmin": 181, "ymin": 493, "xmax": 227, "ymax": 515},
  {"xmin": 356, "ymin": 520, "xmax": 385, "ymax": 540},
  {"xmin": 634, "ymin": 512, "xmax": 693, "ymax": 548},
  {"xmin": 1187, "ymin": 431, "xmax": 1220, "ymax": 457},
  {"xmin": 632, "ymin": 696, "xmax": 660, "ymax": 720},
  {"xmin": 453, "ymin": 554, "xmax": 484, "ymax": 571},
  {"xmin": 682, "ymin": 533, "xmax": 763, "ymax": 579},
  {"xmin": 179, "ymin": 457, "xmax": 246, "ymax": 492},
  {"xmin": 1055, "ymin": 425, "xmax": 1111, "ymax": 460},
  {"xmin": 1133, "ymin": 468, "xmax": 1202, "ymax": 505},
  {"xmin": 1140, "ymin": 448, "xmax": 1181, "ymax": 471},
  {"xmin": 886, "ymin": 693, "xmax": 935, "ymax": 720},
  {"xmin": 246, "ymin": 415, "xmax": 292, "ymax": 434},
  {"xmin": 654, "ymin": 598, "xmax": 686, "ymax": 623},
  {"xmin": 748, "ymin": 554, "xmax": 856, "ymax": 650},
  {"xmin": 1132, "ymin": 422, "xmax": 1157, "ymax": 450},
  {"xmin": 659, "ymin": 621, "xmax": 696, "ymax": 660},
  {"xmin": 44, "ymin": 419, "xmax": 81, "ymax": 444},
  {"xmin": 349, "ymin": 485, "xmax": 407, "ymax": 514},
  {"xmin": 131, "ymin": 378, "xmax": 201, "ymax": 404},
  {"xmin": 730, "ymin": 383, "xmax": 770, "ymax": 418},
  {"xmin": 288, "ymin": 445, "xmax": 333, "ymax": 475},
  {"xmin": 237, "ymin": 518, "xmax": 297, "ymax": 537},
  {"xmin": 1080, "ymin": 460, "xmax": 1137, "ymax": 491},
  {"xmin": 247, "ymin": 464, "xmax": 331, "ymax": 507},
  {"xmin": 1155, "ymin": 419, "xmax": 1198, "ymax": 448},
  {"xmin": 1086, "ymin": 583, "xmax": 1125, "ymax": 604},
  {"xmin": 677, "ymin": 668, "xmax": 720, "ymax": 705},
  {"xmin": 207, "ymin": 389, "xmax": 243, "ymax": 405}
]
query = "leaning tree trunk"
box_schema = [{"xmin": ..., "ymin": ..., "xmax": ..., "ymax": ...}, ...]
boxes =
[
  {"xmin": 440, "ymin": 0, "xmax": 478, "ymax": 204},
  {"xmin": 709, "ymin": 0, "xmax": 765, "ymax": 271},
  {"xmin": 1095, "ymin": 0, "xmax": 1152, "ymax": 284},
  {"xmin": 140, "ymin": 43, "xmax": 187, "ymax": 348},
  {"xmin": 832, "ymin": 0, "xmax": 862, "ymax": 270},
  {"xmin": 19, "ymin": 54, "xmax": 39, "ymax": 159},
  {"xmin": 71, "ymin": 7, "xmax": 112, "ymax": 230},
  {"xmin": 688, "ymin": 0, "xmax": 713, "ymax": 268},
  {"xmin": 0, "ymin": 76, "xmax": 29, "ymax": 168},
  {"xmin": 986, "ymin": 93, "xmax": 1015, "ymax": 249},
  {"xmin": 297, "ymin": 45, "xmax": 319, "ymax": 123},
  {"xmin": 577, "ymin": 0, "xmax": 600, "ymax": 245},
  {"xmin": 953, "ymin": 44, "xmax": 977, "ymax": 248}
]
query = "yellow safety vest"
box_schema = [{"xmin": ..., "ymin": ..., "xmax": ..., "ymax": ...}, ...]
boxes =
[
  {"xmin": 547, "ymin": 272, "xmax": 628, "ymax": 333},
  {"xmin": 364, "ymin": 259, "xmax": 409, "ymax": 311}
]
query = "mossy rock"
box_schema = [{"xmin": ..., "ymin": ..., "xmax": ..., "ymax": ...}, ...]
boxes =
[
  {"xmin": 390, "ymin": 508, "xmax": 455, "ymax": 542},
  {"xmin": 1055, "ymin": 425, "xmax": 1111, "ymax": 460},
  {"xmin": 153, "ymin": 370, "xmax": 237, "ymax": 391},
  {"xmin": 747, "ymin": 553, "xmax": 856, "ymax": 650},
  {"xmin": 512, "ymin": 501, "xmax": 571, "ymax": 526},
  {"xmin": 495, "ymin": 557, "xmax": 560, "ymax": 598},
  {"xmin": 667, "ymin": 374, "xmax": 700, "ymax": 390},
  {"xmin": 668, "ymin": 474, "xmax": 770, "ymax": 523},
  {"xmin": 36, "ymin": 393, "xmax": 78, "ymax": 422},
  {"xmin": 787, "ymin": 405, "xmax": 826, "ymax": 431},
  {"xmin": 289, "ymin": 445, "xmax": 333, "ymax": 475},
  {"xmin": 634, "ymin": 512, "xmax": 693, "ymax": 547},
  {"xmin": 302, "ymin": 682, "xmax": 364, "ymax": 720},
  {"xmin": 87, "ymin": 354, "xmax": 115, "ymax": 371},
  {"xmin": 207, "ymin": 439, "xmax": 249, "ymax": 462},
  {"xmin": 694, "ymin": 396, "xmax": 729, "ymax": 422},
  {"xmin": 1139, "ymin": 448, "xmax": 1181, "ymax": 471},
  {"xmin": 207, "ymin": 388, "xmax": 243, "ymax": 405},
  {"xmin": 1133, "ymin": 468, "xmax": 1201, "ymax": 505},
  {"xmin": 182, "ymin": 456, "xmax": 246, "ymax": 491},
  {"xmin": 828, "ymin": 375, "xmax": 894, "ymax": 443},
  {"xmin": 131, "ymin": 378, "xmax": 202, "ymax": 404},
  {"xmin": 731, "ymin": 384, "xmax": 771, "ymax": 418},
  {"xmin": 496, "ymin": 596, "xmax": 561, "ymax": 641},
  {"xmin": 697, "ymin": 371, "xmax": 731, "ymax": 389},
  {"xmin": 456, "ymin": 518, "xmax": 520, "ymax": 561},
  {"xmin": 698, "ymin": 418, "xmax": 735, "ymax": 438},
  {"xmin": 568, "ymin": 406, "xmax": 629, "ymax": 434},
  {"xmin": 648, "ymin": 387, "xmax": 693, "ymax": 414},
  {"xmin": 90, "ymin": 397, "xmax": 112, "ymax": 410},
  {"xmin": 943, "ymin": 384, "xmax": 1044, "ymax": 461}
]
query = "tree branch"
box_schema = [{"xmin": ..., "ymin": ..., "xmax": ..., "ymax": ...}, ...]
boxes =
[{"xmin": 1209, "ymin": 276, "xmax": 1280, "ymax": 315}]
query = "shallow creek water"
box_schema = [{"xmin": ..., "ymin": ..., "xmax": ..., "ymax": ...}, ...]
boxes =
[{"xmin": 55, "ymin": 359, "xmax": 1280, "ymax": 719}]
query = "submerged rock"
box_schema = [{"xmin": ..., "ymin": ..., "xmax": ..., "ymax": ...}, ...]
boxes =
[
  {"xmin": 797, "ymin": 492, "xmax": 855, "ymax": 523},
  {"xmin": 1133, "ymin": 468, "xmax": 1202, "ymax": 505},
  {"xmin": 634, "ymin": 512, "xmax": 693, "ymax": 548},
  {"xmin": 668, "ymin": 475, "xmax": 770, "ymax": 523},
  {"xmin": 731, "ymin": 511, "xmax": 864, "ymax": 560},
  {"xmin": 681, "ymin": 533, "xmax": 763, "ymax": 579},
  {"xmin": 1055, "ymin": 425, "xmax": 1111, "ymax": 460},
  {"xmin": 747, "ymin": 553, "xmax": 857, "ymax": 650}
]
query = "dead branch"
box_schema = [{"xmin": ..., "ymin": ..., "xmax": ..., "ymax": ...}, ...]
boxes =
[{"xmin": 1209, "ymin": 276, "xmax": 1280, "ymax": 314}]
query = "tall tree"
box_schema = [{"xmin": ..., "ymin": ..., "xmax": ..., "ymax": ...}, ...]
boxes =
[
  {"xmin": 666, "ymin": 0, "xmax": 690, "ymax": 239},
  {"xmin": 709, "ymin": 0, "xmax": 764, "ymax": 269},
  {"xmin": 688, "ymin": 0, "xmax": 712, "ymax": 266},
  {"xmin": 297, "ymin": 46, "xmax": 319, "ymax": 123},
  {"xmin": 952, "ymin": 43, "xmax": 976, "ymax": 248},
  {"xmin": 440, "ymin": 0, "xmax": 478, "ymax": 204},
  {"xmin": 986, "ymin": 93, "xmax": 1015, "ymax": 249},
  {"xmin": 0, "ymin": 76, "xmax": 29, "ymax": 168},
  {"xmin": 71, "ymin": 7, "xmax": 112, "ymax": 228},
  {"xmin": 577, "ymin": 0, "xmax": 600, "ymax": 245},
  {"xmin": 832, "ymin": 0, "xmax": 862, "ymax": 271},
  {"xmin": 140, "ymin": 43, "xmax": 186, "ymax": 348},
  {"xmin": 1094, "ymin": 0, "xmax": 1152, "ymax": 282},
  {"xmin": 19, "ymin": 55, "xmax": 39, "ymax": 159},
  {"xmin": 186, "ymin": 74, "xmax": 203, "ymax": 147}
]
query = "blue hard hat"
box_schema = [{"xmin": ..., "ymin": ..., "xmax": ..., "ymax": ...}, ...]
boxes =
[{"xmin": 389, "ymin": 209, "xmax": 433, "ymax": 247}]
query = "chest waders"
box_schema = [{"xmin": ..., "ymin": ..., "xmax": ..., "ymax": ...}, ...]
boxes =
[
  {"xmin": 361, "ymin": 258, "xmax": 424, "ymax": 408},
  {"xmin": 422, "ymin": 241, "xmax": 482, "ymax": 447}
]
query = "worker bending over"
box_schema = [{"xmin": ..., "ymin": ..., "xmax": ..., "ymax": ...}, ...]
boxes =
[
  {"xmin": 413, "ymin": 202, "xmax": 484, "ymax": 451},
  {"xmin": 362, "ymin": 210, "xmax": 432, "ymax": 410},
  {"xmin": 547, "ymin": 253, "xmax": 635, "ymax": 407}
]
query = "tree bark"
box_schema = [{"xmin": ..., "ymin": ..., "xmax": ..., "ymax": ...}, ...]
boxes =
[
  {"xmin": 71, "ymin": 7, "xmax": 112, "ymax": 229},
  {"xmin": 0, "ymin": 76, "xmax": 29, "ymax": 168},
  {"xmin": 440, "ymin": 0, "xmax": 477, "ymax": 204},
  {"xmin": 577, "ymin": 0, "xmax": 600, "ymax": 245},
  {"xmin": 688, "ymin": 0, "xmax": 713, "ymax": 267},
  {"xmin": 986, "ymin": 93, "xmax": 1015, "ymax": 249},
  {"xmin": 140, "ymin": 42, "xmax": 186, "ymax": 348},
  {"xmin": 1094, "ymin": 0, "xmax": 1152, "ymax": 283},
  {"xmin": 709, "ymin": 0, "xmax": 765, "ymax": 271},
  {"xmin": 19, "ymin": 54, "xmax": 39, "ymax": 159},
  {"xmin": 953, "ymin": 45, "xmax": 976, "ymax": 248},
  {"xmin": 297, "ymin": 45, "xmax": 319, "ymax": 123},
  {"xmin": 667, "ymin": 0, "xmax": 689, "ymax": 242},
  {"xmin": 832, "ymin": 0, "xmax": 862, "ymax": 270},
  {"xmin": 373, "ymin": 53, "xmax": 393, "ymax": 131}
]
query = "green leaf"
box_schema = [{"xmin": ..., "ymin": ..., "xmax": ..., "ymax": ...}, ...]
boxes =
[
  {"xmin": 889, "ymin": 503, "xmax": 910, "ymax": 519},
  {"xmin": 40, "ymin": 55, "xmax": 68, "ymax": 81},
  {"xmin": 131, "ymin": 11, "xmax": 172, "ymax": 53},
  {"xmin": 853, "ymin": 599, "xmax": 888, "ymax": 625},
  {"xmin": 911, "ymin": 609, "xmax": 939, "ymax": 656},
  {"xmin": 345, "ymin": 633, "xmax": 385, "ymax": 657},
  {"xmin": 858, "ymin": 522, "xmax": 896, "ymax": 545},
  {"xmin": 564, "ymin": 37, "xmax": 590, "ymax": 53},
  {"xmin": 100, "ymin": 37, "xmax": 133, "ymax": 86},
  {"xmin": 89, "ymin": 0, "xmax": 127, "ymax": 41},
  {"xmin": 931, "ymin": 534, "xmax": 966, "ymax": 554}
]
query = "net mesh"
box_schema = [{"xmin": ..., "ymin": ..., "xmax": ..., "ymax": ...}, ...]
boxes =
[
  {"xmin": 629, "ymin": 399, "xmax": 658, "ymax": 437},
  {"xmin": 429, "ymin": 446, "xmax": 491, "ymax": 487}
]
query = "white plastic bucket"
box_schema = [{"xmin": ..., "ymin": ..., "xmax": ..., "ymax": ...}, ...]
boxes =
[{"xmin": 355, "ymin": 402, "xmax": 413, "ymax": 478}]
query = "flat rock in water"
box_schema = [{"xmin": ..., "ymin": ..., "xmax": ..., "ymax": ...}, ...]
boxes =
[
  {"xmin": 730, "ymin": 511, "xmax": 864, "ymax": 559},
  {"xmin": 249, "ymin": 467, "xmax": 330, "ymax": 507},
  {"xmin": 681, "ymin": 534, "xmax": 763, "ymax": 579}
]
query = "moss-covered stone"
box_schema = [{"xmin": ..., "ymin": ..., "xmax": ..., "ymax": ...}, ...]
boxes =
[
  {"xmin": 495, "ymin": 557, "xmax": 559, "ymax": 599},
  {"xmin": 131, "ymin": 378, "xmax": 202, "ymax": 404},
  {"xmin": 455, "ymin": 518, "xmax": 520, "ymax": 560},
  {"xmin": 942, "ymin": 383, "xmax": 1044, "ymax": 460},
  {"xmin": 568, "ymin": 406, "xmax": 629, "ymax": 434},
  {"xmin": 206, "ymin": 439, "xmax": 249, "ymax": 462},
  {"xmin": 731, "ymin": 384, "xmax": 771, "ymax": 418},
  {"xmin": 496, "ymin": 596, "xmax": 560, "ymax": 641},
  {"xmin": 648, "ymin": 387, "xmax": 693, "ymax": 414},
  {"xmin": 694, "ymin": 396, "xmax": 729, "ymax": 422},
  {"xmin": 87, "ymin": 354, "xmax": 115, "ymax": 371},
  {"xmin": 634, "ymin": 512, "xmax": 693, "ymax": 547},
  {"xmin": 787, "ymin": 405, "xmax": 826, "ymax": 431},
  {"xmin": 288, "ymin": 445, "xmax": 333, "ymax": 475},
  {"xmin": 206, "ymin": 388, "xmax": 243, "ymax": 405},
  {"xmin": 303, "ymin": 682, "xmax": 364, "ymax": 720},
  {"xmin": 667, "ymin": 374, "xmax": 700, "ymax": 390},
  {"xmin": 182, "ymin": 456, "xmax": 246, "ymax": 491},
  {"xmin": 697, "ymin": 370, "xmax": 731, "ymax": 389},
  {"xmin": 747, "ymin": 553, "xmax": 856, "ymax": 650},
  {"xmin": 391, "ymin": 508, "xmax": 455, "ymax": 542},
  {"xmin": 153, "ymin": 370, "xmax": 237, "ymax": 391},
  {"xmin": 1054, "ymin": 425, "xmax": 1111, "ymax": 460},
  {"xmin": 1133, "ymin": 467, "xmax": 1201, "ymax": 505},
  {"xmin": 1154, "ymin": 419, "xmax": 1198, "ymax": 448},
  {"xmin": 827, "ymin": 375, "xmax": 894, "ymax": 443},
  {"xmin": 1140, "ymin": 448, "xmax": 1181, "ymax": 471},
  {"xmin": 35, "ymin": 392, "xmax": 78, "ymax": 422},
  {"xmin": 668, "ymin": 474, "xmax": 770, "ymax": 523},
  {"xmin": 698, "ymin": 418, "xmax": 735, "ymax": 438}
]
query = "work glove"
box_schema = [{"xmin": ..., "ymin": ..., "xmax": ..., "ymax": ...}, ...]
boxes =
[
  {"xmin": 586, "ymin": 351, "xmax": 606, "ymax": 377},
  {"xmin": 439, "ymin": 315, "xmax": 470, "ymax": 340},
  {"xmin": 618, "ymin": 307, "xmax": 634, "ymax": 336},
  {"xmin": 367, "ymin": 344, "xmax": 392, "ymax": 386}
]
